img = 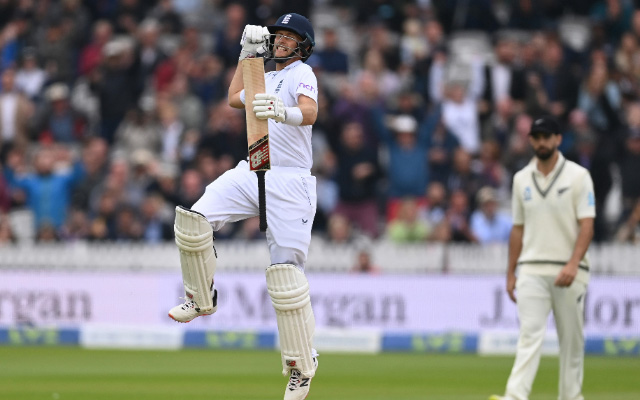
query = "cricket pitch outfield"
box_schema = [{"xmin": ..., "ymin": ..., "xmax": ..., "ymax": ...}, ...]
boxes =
[{"xmin": 0, "ymin": 347, "xmax": 638, "ymax": 400}]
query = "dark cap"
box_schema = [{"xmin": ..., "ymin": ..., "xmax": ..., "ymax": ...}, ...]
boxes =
[{"xmin": 529, "ymin": 116, "xmax": 560, "ymax": 136}]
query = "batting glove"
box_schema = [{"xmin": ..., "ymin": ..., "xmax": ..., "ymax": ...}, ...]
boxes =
[
  {"xmin": 253, "ymin": 93, "xmax": 286, "ymax": 123},
  {"xmin": 239, "ymin": 25, "xmax": 270, "ymax": 61}
]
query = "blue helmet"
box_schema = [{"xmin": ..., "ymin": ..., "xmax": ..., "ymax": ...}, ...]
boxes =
[{"xmin": 267, "ymin": 13, "xmax": 315, "ymax": 62}]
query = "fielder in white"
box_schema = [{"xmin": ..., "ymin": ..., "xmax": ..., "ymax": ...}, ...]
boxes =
[
  {"xmin": 490, "ymin": 116, "xmax": 596, "ymax": 400},
  {"xmin": 168, "ymin": 13, "xmax": 319, "ymax": 400}
]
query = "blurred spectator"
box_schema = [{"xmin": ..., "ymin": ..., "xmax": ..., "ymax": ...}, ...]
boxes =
[
  {"xmin": 156, "ymin": 100, "xmax": 185, "ymax": 164},
  {"xmin": 212, "ymin": 3, "xmax": 246, "ymax": 68},
  {"xmin": 426, "ymin": 117, "xmax": 460, "ymax": 184},
  {"xmin": 399, "ymin": 18, "xmax": 428, "ymax": 69},
  {"xmin": 167, "ymin": 73, "xmax": 204, "ymax": 130},
  {"xmin": 617, "ymin": 105, "xmax": 640, "ymax": 217},
  {"xmin": 176, "ymin": 168, "xmax": 203, "ymax": 208},
  {"xmin": 0, "ymin": 213, "xmax": 16, "ymax": 244},
  {"xmin": 441, "ymin": 81, "xmax": 481, "ymax": 154},
  {"xmin": 5, "ymin": 145, "xmax": 84, "ymax": 231},
  {"xmin": 326, "ymin": 213, "xmax": 354, "ymax": 244},
  {"xmin": 565, "ymin": 109, "xmax": 614, "ymax": 241},
  {"xmin": 526, "ymin": 37, "xmax": 579, "ymax": 120},
  {"xmin": 72, "ymin": 137, "xmax": 109, "ymax": 211},
  {"xmin": 70, "ymin": 67, "xmax": 102, "ymax": 134},
  {"xmin": 590, "ymin": 0, "xmax": 633, "ymax": 45},
  {"xmin": 378, "ymin": 114, "xmax": 430, "ymax": 198},
  {"xmin": 447, "ymin": 148, "xmax": 484, "ymax": 208},
  {"xmin": 14, "ymin": 48, "xmax": 47, "ymax": 101},
  {"xmin": 33, "ymin": 83, "xmax": 88, "ymax": 143},
  {"xmin": 36, "ymin": 222, "xmax": 59, "ymax": 243},
  {"xmin": 615, "ymin": 199, "xmax": 640, "ymax": 243},
  {"xmin": 78, "ymin": 20, "xmax": 113, "ymax": 77},
  {"xmin": 312, "ymin": 27, "xmax": 349, "ymax": 74},
  {"xmin": 198, "ymin": 101, "xmax": 247, "ymax": 163},
  {"xmin": 470, "ymin": 186, "xmax": 512, "ymax": 244},
  {"xmin": 480, "ymin": 36, "xmax": 518, "ymax": 120},
  {"xmin": 386, "ymin": 197, "xmax": 431, "ymax": 243},
  {"xmin": 0, "ymin": 68, "xmax": 34, "ymax": 150},
  {"xmin": 149, "ymin": 0, "xmax": 184, "ymax": 34},
  {"xmin": 0, "ymin": 168, "xmax": 10, "ymax": 212},
  {"xmin": 477, "ymin": 140, "xmax": 509, "ymax": 193},
  {"xmin": 333, "ymin": 121, "xmax": 380, "ymax": 238},
  {"xmin": 578, "ymin": 59, "xmax": 622, "ymax": 133},
  {"xmin": 98, "ymin": 39, "xmax": 141, "ymax": 143},
  {"xmin": 503, "ymin": 113, "xmax": 534, "ymax": 176},
  {"xmin": 114, "ymin": 106, "xmax": 161, "ymax": 159},
  {"xmin": 140, "ymin": 193, "xmax": 172, "ymax": 243},
  {"xmin": 189, "ymin": 55, "xmax": 226, "ymax": 106},
  {"xmin": 113, "ymin": 204, "xmax": 143, "ymax": 241},
  {"xmin": 445, "ymin": 189, "xmax": 476, "ymax": 243},
  {"xmin": 134, "ymin": 19, "xmax": 167, "ymax": 86},
  {"xmin": 37, "ymin": 20, "xmax": 74, "ymax": 83},
  {"xmin": 424, "ymin": 182, "xmax": 448, "ymax": 228},
  {"xmin": 237, "ymin": 217, "xmax": 263, "ymax": 241},
  {"xmin": 351, "ymin": 248, "xmax": 380, "ymax": 274},
  {"xmin": 508, "ymin": 0, "xmax": 545, "ymax": 30},
  {"xmin": 59, "ymin": 208, "xmax": 90, "ymax": 241}
]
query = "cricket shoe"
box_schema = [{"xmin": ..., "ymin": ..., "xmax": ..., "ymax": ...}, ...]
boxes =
[
  {"xmin": 168, "ymin": 288, "xmax": 218, "ymax": 323},
  {"xmin": 488, "ymin": 396, "xmax": 511, "ymax": 400},
  {"xmin": 284, "ymin": 357, "xmax": 318, "ymax": 400}
]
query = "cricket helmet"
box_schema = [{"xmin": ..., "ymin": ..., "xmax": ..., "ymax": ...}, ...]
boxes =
[{"xmin": 267, "ymin": 13, "xmax": 315, "ymax": 62}]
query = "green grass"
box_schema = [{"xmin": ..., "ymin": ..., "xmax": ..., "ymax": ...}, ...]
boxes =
[{"xmin": 0, "ymin": 347, "xmax": 638, "ymax": 400}]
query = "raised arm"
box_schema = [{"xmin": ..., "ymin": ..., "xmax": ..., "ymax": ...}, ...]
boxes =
[{"xmin": 228, "ymin": 25, "xmax": 270, "ymax": 109}]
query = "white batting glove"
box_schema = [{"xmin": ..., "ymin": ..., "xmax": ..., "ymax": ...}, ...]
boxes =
[
  {"xmin": 253, "ymin": 93, "xmax": 286, "ymax": 123},
  {"xmin": 239, "ymin": 25, "xmax": 270, "ymax": 61}
]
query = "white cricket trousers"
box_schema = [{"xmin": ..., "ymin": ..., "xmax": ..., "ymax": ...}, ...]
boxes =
[
  {"xmin": 192, "ymin": 160, "xmax": 317, "ymax": 269},
  {"xmin": 505, "ymin": 273, "xmax": 587, "ymax": 400}
]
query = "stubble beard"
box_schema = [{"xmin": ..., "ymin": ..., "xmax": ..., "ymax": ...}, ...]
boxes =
[{"xmin": 535, "ymin": 146, "xmax": 555, "ymax": 160}]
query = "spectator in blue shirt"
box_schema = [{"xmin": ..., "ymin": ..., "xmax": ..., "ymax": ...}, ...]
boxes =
[
  {"xmin": 313, "ymin": 27, "xmax": 349, "ymax": 74},
  {"xmin": 378, "ymin": 114, "xmax": 430, "ymax": 198},
  {"xmin": 470, "ymin": 186, "xmax": 512, "ymax": 244},
  {"xmin": 6, "ymin": 145, "xmax": 85, "ymax": 231}
]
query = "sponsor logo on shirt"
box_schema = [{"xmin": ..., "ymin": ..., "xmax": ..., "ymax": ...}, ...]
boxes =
[
  {"xmin": 524, "ymin": 187, "xmax": 532, "ymax": 201},
  {"xmin": 298, "ymin": 82, "xmax": 316, "ymax": 94},
  {"xmin": 588, "ymin": 191, "xmax": 595, "ymax": 206}
]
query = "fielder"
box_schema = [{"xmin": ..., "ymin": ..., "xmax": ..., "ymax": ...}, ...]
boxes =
[
  {"xmin": 490, "ymin": 116, "xmax": 595, "ymax": 400},
  {"xmin": 168, "ymin": 13, "xmax": 319, "ymax": 400}
]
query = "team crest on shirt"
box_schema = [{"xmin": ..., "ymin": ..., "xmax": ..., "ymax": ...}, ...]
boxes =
[
  {"xmin": 524, "ymin": 187, "xmax": 532, "ymax": 201},
  {"xmin": 274, "ymin": 79, "xmax": 283, "ymax": 94}
]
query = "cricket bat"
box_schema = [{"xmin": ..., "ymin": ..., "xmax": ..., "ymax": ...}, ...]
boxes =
[{"xmin": 242, "ymin": 57, "xmax": 270, "ymax": 232}]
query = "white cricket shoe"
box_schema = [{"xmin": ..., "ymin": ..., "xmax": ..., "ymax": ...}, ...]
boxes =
[
  {"xmin": 284, "ymin": 357, "xmax": 318, "ymax": 400},
  {"xmin": 168, "ymin": 288, "xmax": 218, "ymax": 323},
  {"xmin": 488, "ymin": 395, "xmax": 510, "ymax": 400}
]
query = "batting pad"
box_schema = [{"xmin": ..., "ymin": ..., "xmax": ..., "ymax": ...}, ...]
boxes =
[
  {"xmin": 174, "ymin": 206, "xmax": 217, "ymax": 313},
  {"xmin": 266, "ymin": 263, "xmax": 316, "ymax": 378}
]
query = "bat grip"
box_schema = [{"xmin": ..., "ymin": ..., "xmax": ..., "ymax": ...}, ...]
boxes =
[{"xmin": 257, "ymin": 170, "xmax": 267, "ymax": 232}]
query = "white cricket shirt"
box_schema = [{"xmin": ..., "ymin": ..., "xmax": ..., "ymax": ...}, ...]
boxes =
[
  {"xmin": 242, "ymin": 60, "xmax": 318, "ymax": 169},
  {"xmin": 511, "ymin": 152, "xmax": 596, "ymax": 284}
]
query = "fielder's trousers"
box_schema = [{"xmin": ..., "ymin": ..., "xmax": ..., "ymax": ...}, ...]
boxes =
[{"xmin": 505, "ymin": 273, "xmax": 587, "ymax": 400}]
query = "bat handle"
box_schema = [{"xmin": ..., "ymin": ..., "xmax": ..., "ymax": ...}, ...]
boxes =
[{"xmin": 257, "ymin": 170, "xmax": 267, "ymax": 232}]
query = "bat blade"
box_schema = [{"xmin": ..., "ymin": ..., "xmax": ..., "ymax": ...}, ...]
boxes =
[
  {"xmin": 242, "ymin": 57, "xmax": 269, "ymax": 232},
  {"xmin": 242, "ymin": 57, "xmax": 270, "ymax": 171}
]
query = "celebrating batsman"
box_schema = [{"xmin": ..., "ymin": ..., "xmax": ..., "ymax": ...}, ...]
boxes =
[
  {"xmin": 490, "ymin": 116, "xmax": 596, "ymax": 400},
  {"xmin": 167, "ymin": 13, "xmax": 320, "ymax": 400}
]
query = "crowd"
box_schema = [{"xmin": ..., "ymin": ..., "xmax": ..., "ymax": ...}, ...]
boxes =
[{"xmin": 0, "ymin": 0, "xmax": 639, "ymax": 246}]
